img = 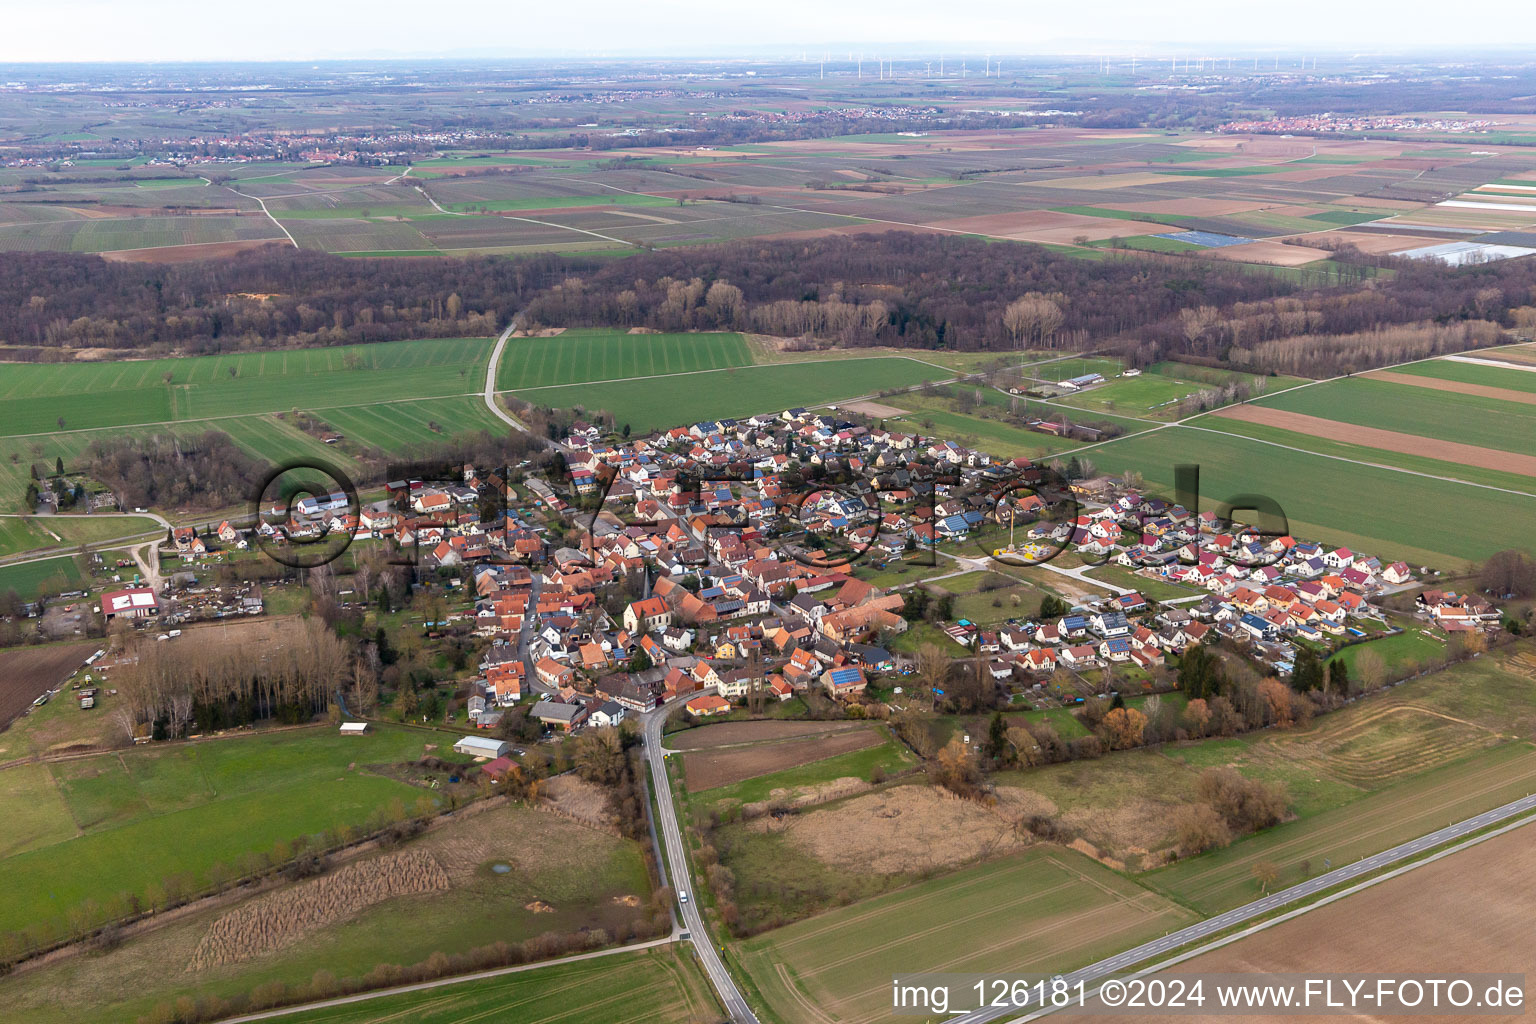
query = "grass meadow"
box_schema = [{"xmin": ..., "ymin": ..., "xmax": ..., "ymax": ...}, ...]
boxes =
[
  {"xmin": 0, "ymin": 804, "xmax": 661, "ymax": 1024},
  {"xmin": 0, "ymin": 555, "xmax": 85, "ymax": 598},
  {"xmin": 0, "ymin": 725, "xmax": 434, "ymax": 942}
]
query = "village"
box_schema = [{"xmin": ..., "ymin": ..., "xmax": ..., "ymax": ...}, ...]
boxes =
[{"xmin": 74, "ymin": 400, "xmax": 1503, "ymax": 750}]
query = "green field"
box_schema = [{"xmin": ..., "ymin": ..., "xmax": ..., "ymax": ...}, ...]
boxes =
[
  {"xmin": 1197, "ymin": 414, "xmax": 1536, "ymax": 495},
  {"xmin": 1387, "ymin": 356, "xmax": 1536, "ymax": 394},
  {"xmin": 1054, "ymin": 369, "xmax": 1223, "ymax": 418},
  {"xmin": 495, "ymin": 329, "xmax": 752, "ymax": 390},
  {"xmin": 736, "ymin": 847, "xmax": 1196, "ymax": 1024},
  {"xmin": 1252, "ymin": 376, "xmax": 1536, "ymax": 461},
  {"xmin": 1082, "ymin": 425, "xmax": 1536, "ymax": 566},
  {"xmin": 1327, "ymin": 625, "xmax": 1447, "ymax": 673},
  {"xmin": 0, "ymin": 726, "xmax": 434, "ymax": 942},
  {"xmin": 0, "ymin": 337, "xmax": 493, "ymax": 438},
  {"xmin": 0, "ymin": 518, "xmax": 51, "ymax": 558},
  {"xmin": 0, "ymin": 515, "xmax": 161, "ymax": 561},
  {"xmin": 0, "ymin": 555, "xmax": 85, "ymax": 599},
  {"xmin": 266, "ymin": 946, "xmax": 719, "ymax": 1024},
  {"xmin": 0, "ymin": 803, "xmax": 660, "ymax": 1024},
  {"xmin": 512, "ymin": 357, "xmax": 941, "ymax": 434},
  {"xmin": 314, "ymin": 396, "xmax": 510, "ymax": 452},
  {"xmin": 1083, "ymin": 562, "xmax": 1200, "ymax": 600}
]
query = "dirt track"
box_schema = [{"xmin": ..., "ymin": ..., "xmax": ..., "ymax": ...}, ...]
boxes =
[
  {"xmin": 1366, "ymin": 369, "xmax": 1536, "ymax": 406},
  {"xmin": 1213, "ymin": 404, "xmax": 1536, "ymax": 477}
]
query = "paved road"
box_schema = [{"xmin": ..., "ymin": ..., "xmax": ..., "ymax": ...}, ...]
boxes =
[
  {"xmin": 483, "ymin": 320, "xmax": 535, "ymax": 438},
  {"xmin": 642, "ymin": 701, "xmax": 760, "ymax": 1024},
  {"xmin": 950, "ymin": 793, "xmax": 1536, "ymax": 1024}
]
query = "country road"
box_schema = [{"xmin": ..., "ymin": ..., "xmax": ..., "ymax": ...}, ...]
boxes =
[
  {"xmin": 483, "ymin": 320, "xmax": 534, "ymax": 437},
  {"xmin": 643, "ymin": 700, "xmax": 760, "ymax": 1024},
  {"xmin": 950, "ymin": 794, "xmax": 1536, "ymax": 1024}
]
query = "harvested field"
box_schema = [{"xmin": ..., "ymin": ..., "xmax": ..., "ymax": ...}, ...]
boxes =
[
  {"xmin": 0, "ymin": 642, "xmax": 95, "ymax": 731},
  {"xmin": 669, "ymin": 719, "xmax": 868, "ymax": 750},
  {"xmin": 187, "ymin": 849, "xmax": 448, "ymax": 970},
  {"xmin": 839, "ymin": 399, "xmax": 909, "ymax": 417},
  {"xmin": 540, "ymin": 773, "xmax": 618, "ymax": 831},
  {"xmin": 1306, "ymin": 230, "xmax": 1445, "ymax": 253},
  {"xmin": 762, "ymin": 784, "xmax": 1028, "ymax": 874},
  {"xmin": 1212, "ymin": 404, "xmax": 1536, "ymax": 477},
  {"xmin": 928, "ymin": 209, "xmax": 1171, "ymax": 242},
  {"xmin": 1029, "ymin": 172, "xmax": 1172, "ymax": 190},
  {"xmin": 100, "ymin": 239, "xmax": 287, "ymax": 263},
  {"xmin": 762, "ymin": 221, "xmax": 950, "ymax": 241},
  {"xmin": 1204, "ymin": 239, "xmax": 1333, "ymax": 265},
  {"xmin": 683, "ymin": 728, "xmax": 882, "ymax": 791},
  {"xmin": 1464, "ymin": 344, "xmax": 1536, "ymax": 365},
  {"xmin": 1087, "ymin": 823, "xmax": 1536, "ymax": 1024},
  {"xmin": 1365, "ymin": 369, "xmax": 1536, "ymax": 406},
  {"xmin": 1112, "ymin": 198, "xmax": 1268, "ymax": 216}
]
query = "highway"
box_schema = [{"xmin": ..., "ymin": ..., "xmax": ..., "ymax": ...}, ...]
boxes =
[
  {"xmin": 950, "ymin": 792, "xmax": 1536, "ymax": 1024},
  {"xmin": 642, "ymin": 701, "xmax": 761, "ymax": 1024}
]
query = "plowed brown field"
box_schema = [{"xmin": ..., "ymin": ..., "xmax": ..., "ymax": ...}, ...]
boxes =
[{"xmin": 1213, "ymin": 405, "xmax": 1536, "ymax": 477}]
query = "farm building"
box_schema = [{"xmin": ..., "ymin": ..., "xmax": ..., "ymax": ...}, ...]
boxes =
[
  {"xmin": 685, "ymin": 694, "xmax": 730, "ymax": 716},
  {"xmin": 822, "ymin": 666, "xmax": 868, "ymax": 698},
  {"xmin": 339, "ymin": 722, "xmax": 369, "ymax": 735},
  {"xmin": 453, "ymin": 735, "xmax": 509, "ymax": 759},
  {"xmin": 531, "ymin": 700, "xmax": 587, "ymax": 731},
  {"xmin": 100, "ymin": 587, "xmax": 159, "ymax": 620}
]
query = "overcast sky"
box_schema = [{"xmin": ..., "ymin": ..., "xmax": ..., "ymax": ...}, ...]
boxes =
[{"xmin": 4, "ymin": 0, "xmax": 1535, "ymax": 63}]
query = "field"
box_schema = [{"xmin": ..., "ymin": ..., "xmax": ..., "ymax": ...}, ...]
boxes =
[
  {"xmin": 688, "ymin": 727, "xmax": 916, "ymax": 810},
  {"xmin": 0, "ymin": 336, "xmax": 494, "ymax": 437},
  {"xmin": 5, "ymin": 127, "xmax": 1525, "ymax": 272},
  {"xmin": 494, "ymin": 329, "xmax": 752, "ymax": 389},
  {"xmin": 0, "ymin": 725, "xmax": 435, "ymax": 942},
  {"xmin": 0, "ymin": 556, "xmax": 86, "ymax": 601},
  {"xmin": 255, "ymin": 946, "xmax": 719, "ymax": 1024},
  {"xmin": 1213, "ymin": 403, "xmax": 1536, "ymax": 478},
  {"xmin": 1116, "ymin": 822, "xmax": 1536, "ymax": 1024},
  {"xmin": 683, "ymin": 726, "xmax": 884, "ymax": 792},
  {"xmin": 1247, "ymin": 374, "xmax": 1536, "ymax": 468},
  {"xmin": 511, "ymin": 357, "xmax": 941, "ymax": 433},
  {"xmin": 1054, "ymin": 366, "xmax": 1295, "ymax": 421},
  {"xmin": 0, "ymin": 800, "xmax": 658, "ymax": 1024},
  {"xmin": 1079, "ymin": 424, "xmax": 1536, "ymax": 567},
  {"xmin": 0, "ymin": 641, "xmax": 95, "ymax": 731},
  {"xmin": 735, "ymin": 848, "xmax": 1197, "ymax": 1024},
  {"xmin": 670, "ymin": 720, "xmax": 873, "ymax": 750},
  {"xmin": 981, "ymin": 643, "xmax": 1536, "ymax": 892},
  {"xmin": 0, "ymin": 515, "xmax": 162, "ymax": 556}
]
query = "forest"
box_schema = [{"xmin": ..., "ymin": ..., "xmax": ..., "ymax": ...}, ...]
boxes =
[{"xmin": 3, "ymin": 232, "xmax": 1536, "ymax": 378}]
